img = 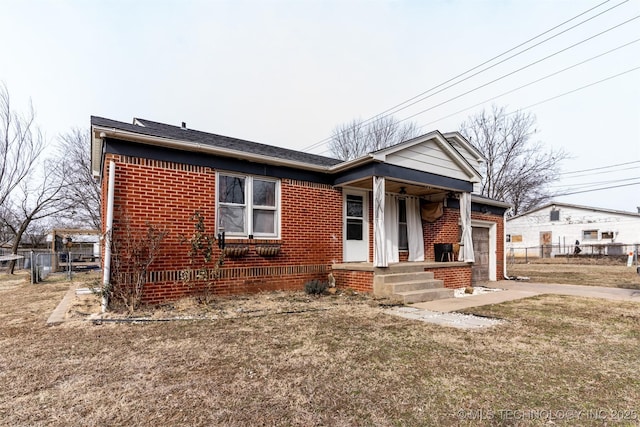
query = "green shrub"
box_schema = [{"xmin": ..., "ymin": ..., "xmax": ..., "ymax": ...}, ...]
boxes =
[{"xmin": 304, "ymin": 279, "xmax": 328, "ymax": 295}]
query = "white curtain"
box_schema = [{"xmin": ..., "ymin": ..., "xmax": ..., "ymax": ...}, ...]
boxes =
[
  {"xmin": 459, "ymin": 192, "xmax": 475, "ymax": 262},
  {"xmin": 384, "ymin": 195, "xmax": 399, "ymax": 264},
  {"xmin": 373, "ymin": 177, "xmax": 387, "ymax": 267},
  {"xmin": 406, "ymin": 197, "xmax": 425, "ymax": 261}
]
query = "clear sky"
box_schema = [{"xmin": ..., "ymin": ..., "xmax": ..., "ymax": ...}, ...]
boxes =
[{"xmin": 1, "ymin": 0, "xmax": 638, "ymax": 212}]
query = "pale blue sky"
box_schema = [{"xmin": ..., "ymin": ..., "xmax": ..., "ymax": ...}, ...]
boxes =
[{"xmin": 1, "ymin": 0, "xmax": 639, "ymax": 211}]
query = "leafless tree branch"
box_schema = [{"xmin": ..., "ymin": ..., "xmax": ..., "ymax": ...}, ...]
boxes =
[
  {"xmin": 460, "ymin": 105, "xmax": 570, "ymax": 216},
  {"xmin": 329, "ymin": 116, "xmax": 419, "ymax": 161}
]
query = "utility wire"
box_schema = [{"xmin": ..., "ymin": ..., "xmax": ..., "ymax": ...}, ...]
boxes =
[
  {"xmin": 559, "ymin": 160, "xmax": 640, "ymax": 175},
  {"xmin": 552, "ymin": 180, "xmax": 640, "ymax": 196},
  {"xmin": 372, "ymin": 2, "xmax": 634, "ymax": 126},
  {"xmin": 409, "ymin": 38, "xmax": 640, "ymax": 134},
  {"xmin": 512, "ymin": 65, "xmax": 640, "ymax": 112},
  {"xmin": 559, "ymin": 166, "xmax": 640, "ymax": 180},
  {"xmin": 315, "ymin": 65, "xmax": 640, "ymax": 156},
  {"xmin": 398, "ymin": 16, "xmax": 640, "ymax": 125},
  {"xmin": 549, "ymin": 176, "xmax": 640, "ymax": 188},
  {"xmin": 303, "ymin": 0, "xmax": 628, "ymax": 152},
  {"xmin": 311, "ymin": 15, "xmax": 640, "ymax": 155}
]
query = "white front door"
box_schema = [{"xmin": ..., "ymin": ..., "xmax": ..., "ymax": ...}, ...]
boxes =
[{"xmin": 343, "ymin": 190, "xmax": 369, "ymax": 262}]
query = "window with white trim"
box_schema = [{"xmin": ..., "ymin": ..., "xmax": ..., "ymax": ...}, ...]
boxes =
[
  {"xmin": 582, "ymin": 229, "xmax": 598, "ymax": 241},
  {"xmin": 217, "ymin": 173, "xmax": 279, "ymax": 238}
]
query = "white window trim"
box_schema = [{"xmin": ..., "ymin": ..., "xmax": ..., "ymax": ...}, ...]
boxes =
[{"xmin": 216, "ymin": 172, "xmax": 281, "ymax": 239}]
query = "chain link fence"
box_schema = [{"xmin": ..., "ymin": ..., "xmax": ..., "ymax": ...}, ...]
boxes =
[
  {"xmin": 1, "ymin": 249, "xmax": 100, "ymax": 283},
  {"xmin": 507, "ymin": 243, "xmax": 639, "ymax": 266}
]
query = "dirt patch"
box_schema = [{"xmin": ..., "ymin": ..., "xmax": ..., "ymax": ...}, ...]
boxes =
[{"xmin": 68, "ymin": 287, "xmax": 383, "ymax": 322}]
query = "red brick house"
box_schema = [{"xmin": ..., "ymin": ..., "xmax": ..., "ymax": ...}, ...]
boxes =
[{"xmin": 91, "ymin": 117, "xmax": 509, "ymax": 305}]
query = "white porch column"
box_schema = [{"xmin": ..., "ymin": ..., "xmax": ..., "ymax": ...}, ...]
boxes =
[
  {"xmin": 373, "ymin": 176, "xmax": 387, "ymax": 267},
  {"xmin": 458, "ymin": 192, "xmax": 475, "ymax": 262}
]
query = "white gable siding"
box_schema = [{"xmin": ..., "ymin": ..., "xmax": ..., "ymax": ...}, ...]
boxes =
[
  {"xmin": 449, "ymin": 140, "xmax": 483, "ymax": 170},
  {"xmin": 506, "ymin": 205, "xmax": 640, "ymax": 257},
  {"xmin": 385, "ymin": 140, "xmax": 470, "ymax": 181},
  {"xmin": 447, "ymin": 140, "xmax": 484, "ymax": 194}
]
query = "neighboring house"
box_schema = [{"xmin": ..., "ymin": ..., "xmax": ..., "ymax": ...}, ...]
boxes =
[
  {"xmin": 90, "ymin": 117, "xmax": 509, "ymax": 304},
  {"xmin": 506, "ymin": 202, "xmax": 640, "ymax": 258}
]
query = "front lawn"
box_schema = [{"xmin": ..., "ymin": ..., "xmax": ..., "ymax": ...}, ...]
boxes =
[
  {"xmin": 0, "ymin": 273, "xmax": 638, "ymax": 426},
  {"xmin": 507, "ymin": 263, "xmax": 640, "ymax": 289}
]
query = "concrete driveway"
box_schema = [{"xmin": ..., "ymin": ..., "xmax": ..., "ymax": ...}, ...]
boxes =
[{"xmin": 413, "ymin": 281, "xmax": 640, "ymax": 313}]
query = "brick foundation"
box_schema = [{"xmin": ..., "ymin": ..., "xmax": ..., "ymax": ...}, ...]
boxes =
[
  {"xmin": 426, "ymin": 265, "xmax": 472, "ymax": 289},
  {"xmin": 331, "ymin": 269, "xmax": 374, "ymax": 293}
]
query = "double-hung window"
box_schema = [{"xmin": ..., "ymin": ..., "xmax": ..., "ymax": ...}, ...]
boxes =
[{"xmin": 217, "ymin": 173, "xmax": 279, "ymax": 238}]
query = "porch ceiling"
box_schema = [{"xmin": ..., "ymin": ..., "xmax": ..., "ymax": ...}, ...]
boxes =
[{"xmin": 346, "ymin": 178, "xmax": 448, "ymax": 198}]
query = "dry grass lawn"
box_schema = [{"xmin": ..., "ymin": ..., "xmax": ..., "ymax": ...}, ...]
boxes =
[
  {"xmin": 508, "ymin": 262, "xmax": 640, "ymax": 289},
  {"xmin": 1, "ymin": 271, "xmax": 639, "ymax": 426}
]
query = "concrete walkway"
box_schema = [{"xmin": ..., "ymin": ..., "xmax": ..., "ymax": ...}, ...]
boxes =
[
  {"xmin": 414, "ymin": 280, "xmax": 640, "ymax": 313},
  {"xmin": 383, "ymin": 281, "xmax": 640, "ymax": 329},
  {"xmin": 47, "ymin": 284, "xmax": 78, "ymax": 325}
]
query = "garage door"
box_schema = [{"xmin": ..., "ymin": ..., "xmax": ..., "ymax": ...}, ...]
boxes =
[{"xmin": 472, "ymin": 227, "xmax": 490, "ymax": 284}]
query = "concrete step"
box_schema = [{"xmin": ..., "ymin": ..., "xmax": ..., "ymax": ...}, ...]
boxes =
[
  {"xmin": 385, "ymin": 264, "xmax": 426, "ymax": 273},
  {"xmin": 395, "ymin": 288, "xmax": 455, "ymax": 304},
  {"xmin": 374, "ymin": 271, "xmax": 435, "ymax": 285},
  {"xmin": 384, "ymin": 279, "xmax": 445, "ymax": 294}
]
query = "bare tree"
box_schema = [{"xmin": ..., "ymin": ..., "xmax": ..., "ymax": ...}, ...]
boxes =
[
  {"xmin": 0, "ymin": 84, "xmax": 73, "ymax": 273},
  {"xmin": 0, "ymin": 83, "xmax": 45, "ymax": 209},
  {"xmin": 2, "ymin": 158, "xmax": 71, "ymax": 273},
  {"xmin": 110, "ymin": 218, "xmax": 168, "ymax": 313},
  {"xmin": 55, "ymin": 128, "xmax": 101, "ymax": 229},
  {"xmin": 329, "ymin": 116, "xmax": 420, "ymax": 160},
  {"xmin": 459, "ymin": 105, "xmax": 569, "ymax": 216}
]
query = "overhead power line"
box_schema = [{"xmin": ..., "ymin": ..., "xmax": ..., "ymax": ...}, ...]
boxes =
[
  {"xmin": 302, "ymin": 0, "xmax": 626, "ymax": 153},
  {"xmin": 559, "ymin": 166, "xmax": 640, "ymax": 180},
  {"xmin": 315, "ymin": 65, "xmax": 640, "ymax": 156},
  {"xmin": 552, "ymin": 180, "xmax": 640, "ymax": 196},
  {"xmin": 376, "ymin": 3, "xmax": 635, "ymax": 126},
  {"xmin": 550, "ymin": 176, "xmax": 640, "ymax": 189},
  {"xmin": 397, "ymin": 15, "xmax": 640, "ymax": 125},
  {"xmin": 409, "ymin": 38, "xmax": 640, "ymax": 134},
  {"xmin": 559, "ymin": 160, "xmax": 640, "ymax": 176},
  {"xmin": 304, "ymin": 0, "xmax": 640, "ymax": 151},
  {"xmin": 513, "ymin": 65, "xmax": 640, "ymax": 112}
]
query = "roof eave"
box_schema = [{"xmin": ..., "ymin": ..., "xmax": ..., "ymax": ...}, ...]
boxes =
[
  {"xmin": 92, "ymin": 126, "xmax": 333, "ymax": 174},
  {"xmin": 471, "ymin": 194, "xmax": 512, "ymax": 208}
]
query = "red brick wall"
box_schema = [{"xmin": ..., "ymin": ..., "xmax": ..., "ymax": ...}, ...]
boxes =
[
  {"xmin": 425, "ymin": 266, "xmax": 472, "ymax": 289},
  {"xmin": 331, "ymin": 270, "xmax": 374, "ymax": 293},
  {"xmin": 102, "ymin": 153, "xmax": 506, "ymax": 302},
  {"xmin": 103, "ymin": 154, "xmax": 343, "ymax": 304},
  {"xmin": 423, "ymin": 207, "xmax": 461, "ymax": 261}
]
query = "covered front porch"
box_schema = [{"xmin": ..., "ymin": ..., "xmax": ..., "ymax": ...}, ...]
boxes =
[{"xmin": 330, "ymin": 132, "xmax": 484, "ymax": 301}]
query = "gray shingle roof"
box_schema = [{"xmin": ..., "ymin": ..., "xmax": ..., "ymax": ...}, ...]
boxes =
[{"xmin": 91, "ymin": 116, "xmax": 342, "ymax": 167}]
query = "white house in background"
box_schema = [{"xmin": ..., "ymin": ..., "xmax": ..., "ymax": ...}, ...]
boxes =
[{"xmin": 506, "ymin": 202, "xmax": 640, "ymax": 258}]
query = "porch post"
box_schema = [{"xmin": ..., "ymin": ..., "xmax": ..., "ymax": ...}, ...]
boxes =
[
  {"xmin": 458, "ymin": 192, "xmax": 475, "ymax": 262},
  {"xmin": 373, "ymin": 176, "xmax": 387, "ymax": 267}
]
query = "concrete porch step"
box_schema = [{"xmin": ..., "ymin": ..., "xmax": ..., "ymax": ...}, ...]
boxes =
[
  {"xmin": 394, "ymin": 288, "xmax": 455, "ymax": 304},
  {"xmin": 374, "ymin": 271, "xmax": 435, "ymax": 285},
  {"xmin": 383, "ymin": 279, "xmax": 445, "ymax": 294}
]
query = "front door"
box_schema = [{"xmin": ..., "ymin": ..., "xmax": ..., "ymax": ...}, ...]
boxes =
[
  {"xmin": 472, "ymin": 227, "xmax": 490, "ymax": 283},
  {"xmin": 343, "ymin": 191, "xmax": 368, "ymax": 262}
]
